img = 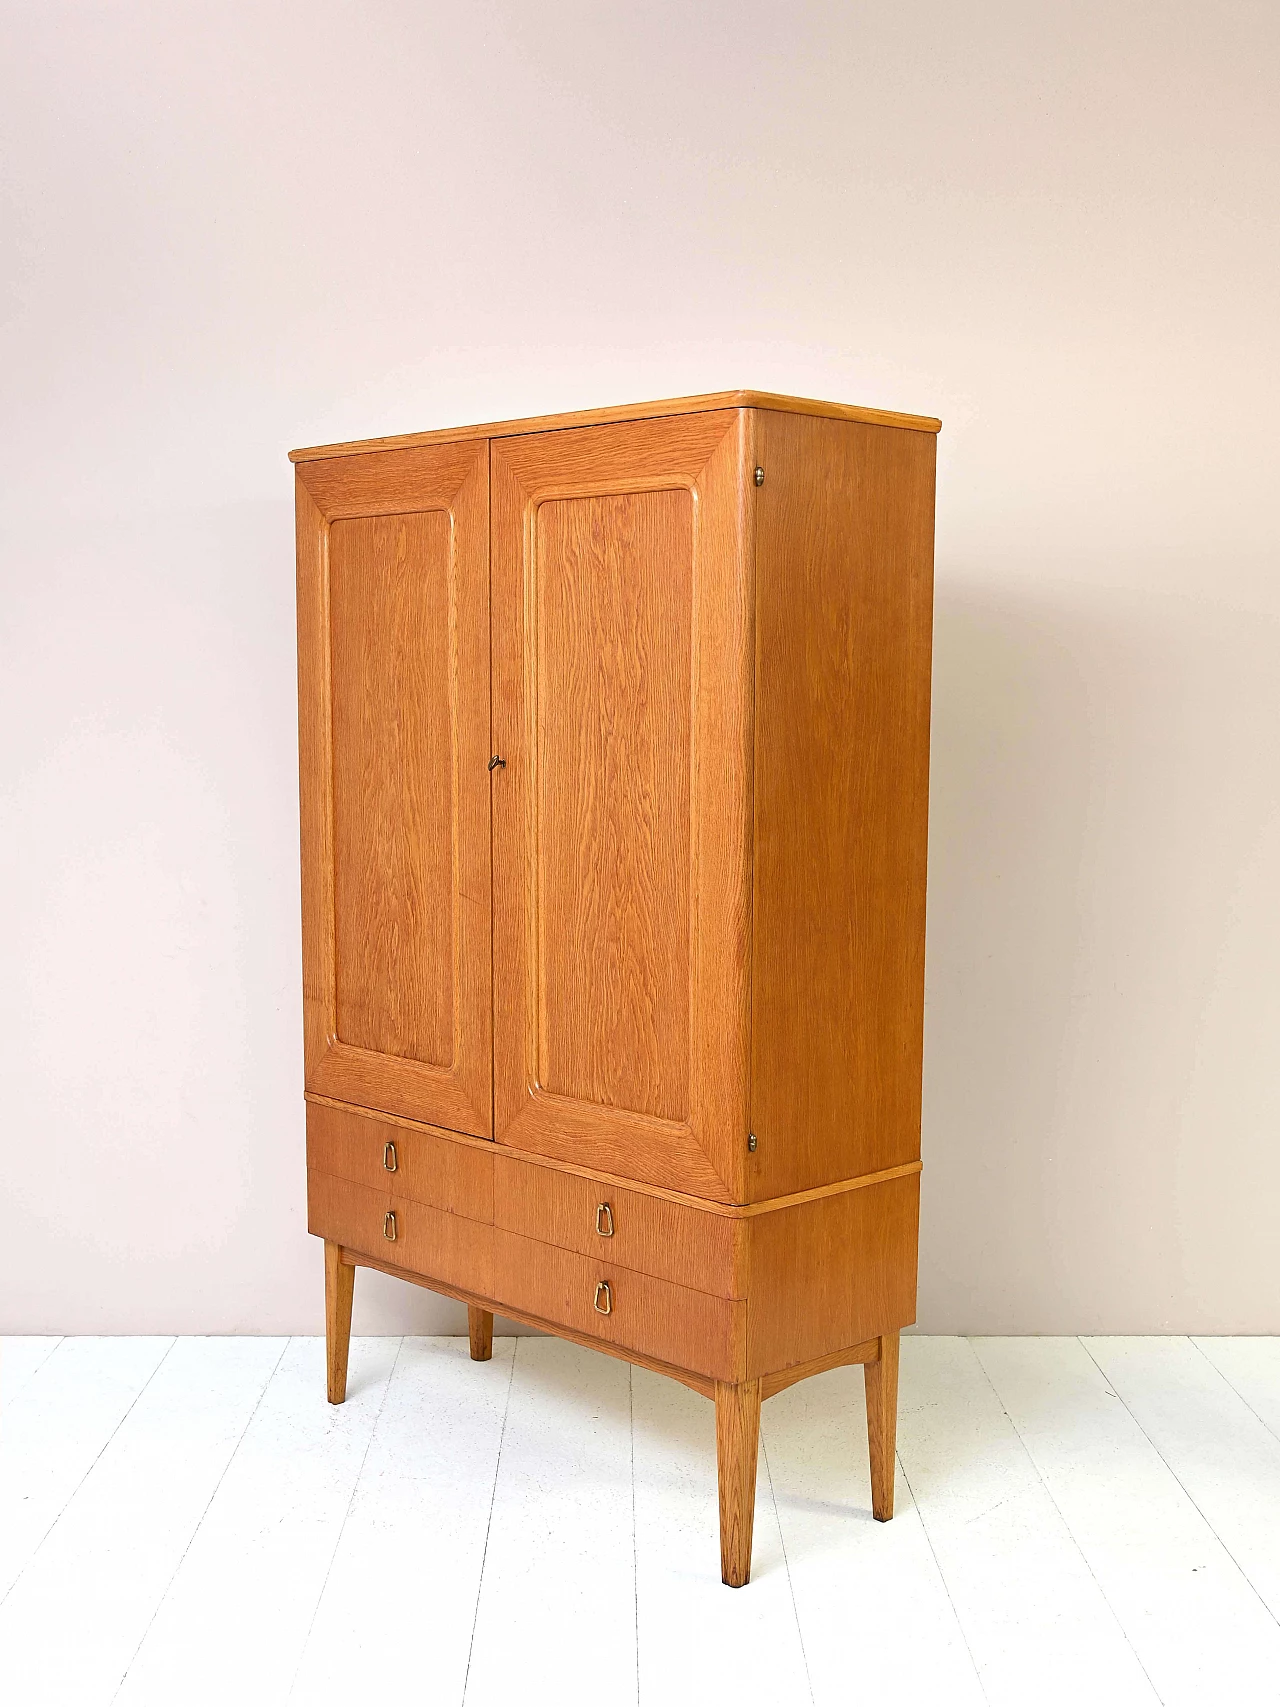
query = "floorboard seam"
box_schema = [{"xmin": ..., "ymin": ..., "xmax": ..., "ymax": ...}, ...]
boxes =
[
  {"xmin": 0, "ymin": 1336, "xmax": 177, "ymax": 1616},
  {"xmin": 968, "ymin": 1338, "xmax": 1167, "ymax": 1705},
  {"xmin": 3, "ymin": 1335, "xmax": 64, "ymax": 1406},
  {"xmin": 629, "ymin": 1364, "xmax": 640, "ymax": 1707},
  {"xmin": 1078, "ymin": 1336, "xmax": 1280, "ymax": 1637},
  {"xmin": 1189, "ymin": 1338, "xmax": 1280, "ymax": 1449},
  {"xmin": 894, "ymin": 1451, "xmax": 992, "ymax": 1707},
  {"xmin": 460, "ymin": 1332, "xmax": 519, "ymax": 1707},
  {"xmin": 760, "ymin": 1434, "xmax": 815, "ymax": 1705},
  {"xmin": 108, "ymin": 1334, "xmax": 290, "ymax": 1704},
  {"xmin": 285, "ymin": 1334, "xmax": 405, "ymax": 1703}
]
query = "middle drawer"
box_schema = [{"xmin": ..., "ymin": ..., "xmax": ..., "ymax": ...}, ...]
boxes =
[{"xmin": 494, "ymin": 1153, "xmax": 744, "ymax": 1298}]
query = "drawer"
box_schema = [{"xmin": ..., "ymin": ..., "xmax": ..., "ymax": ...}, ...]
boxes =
[
  {"xmin": 493, "ymin": 1228, "xmax": 743, "ymax": 1381},
  {"xmin": 308, "ymin": 1170, "xmax": 494, "ymax": 1297},
  {"xmin": 494, "ymin": 1154, "xmax": 743, "ymax": 1297},
  {"xmin": 307, "ymin": 1101, "xmax": 492, "ymax": 1222}
]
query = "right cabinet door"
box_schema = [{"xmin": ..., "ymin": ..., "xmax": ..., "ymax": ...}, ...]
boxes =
[{"xmin": 491, "ymin": 411, "xmax": 753, "ymax": 1202}]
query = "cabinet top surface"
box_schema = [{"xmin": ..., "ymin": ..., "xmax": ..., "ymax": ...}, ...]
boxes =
[{"xmin": 288, "ymin": 390, "xmax": 942, "ymax": 463}]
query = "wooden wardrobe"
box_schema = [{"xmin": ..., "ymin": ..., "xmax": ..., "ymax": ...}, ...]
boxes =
[{"xmin": 292, "ymin": 390, "xmax": 938, "ymax": 1586}]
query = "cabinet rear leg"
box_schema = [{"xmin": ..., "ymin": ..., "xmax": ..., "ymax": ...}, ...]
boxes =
[
  {"xmin": 865, "ymin": 1330, "xmax": 900, "ymax": 1520},
  {"xmin": 324, "ymin": 1240, "xmax": 355, "ymax": 1405},
  {"xmin": 715, "ymin": 1378, "xmax": 761, "ymax": 1587},
  {"xmin": 467, "ymin": 1305, "xmax": 493, "ymax": 1361}
]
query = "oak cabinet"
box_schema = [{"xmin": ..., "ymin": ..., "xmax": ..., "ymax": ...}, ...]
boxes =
[{"xmin": 293, "ymin": 390, "xmax": 938, "ymax": 1586}]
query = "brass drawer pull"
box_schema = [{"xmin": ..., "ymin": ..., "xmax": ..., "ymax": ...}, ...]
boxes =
[
  {"xmin": 383, "ymin": 1141, "xmax": 398, "ymax": 1172},
  {"xmin": 595, "ymin": 1201, "xmax": 614, "ymax": 1238},
  {"xmin": 594, "ymin": 1280, "xmax": 612, "ymax": 1316},
  {"xmin": 383, "ymin": 1210, "xmax": 397, "ymax": 1242}
]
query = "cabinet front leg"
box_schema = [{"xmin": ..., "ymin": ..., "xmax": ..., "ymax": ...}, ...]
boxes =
[
  {"xmin": 864, "ymin": 1330, "xmax": 900, "ymax": 1520},
  {"xmin": 467, "ymin": 1305, "xmax": 494, "ymax": 1362},
  {"xmin": 715, "ymin": 1378, "xmax": 761, "ymax": 1587},
  {"xmin": 324, "ymin": 1240, "xmax": 355, "ymax": 1405}
]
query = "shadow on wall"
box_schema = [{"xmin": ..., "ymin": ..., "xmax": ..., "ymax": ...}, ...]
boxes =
[{"xmin": 918, "ymin": 571, "xmax": 1280, "ymax": 1334}]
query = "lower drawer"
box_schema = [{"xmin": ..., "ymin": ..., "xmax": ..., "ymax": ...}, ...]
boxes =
[
  {"xmin": 494, "ymin": 1154, "xmax": 742, "ymax": 1297},
  {"xmin": 493, "ymin": 1228, "xmax": 742, "ymax": 1381},
  {"xmin": 307, "ymin": 1170, "xmax": 494, "ymax": 1298}
]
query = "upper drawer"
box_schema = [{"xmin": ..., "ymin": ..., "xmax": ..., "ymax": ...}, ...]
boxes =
[
  {"xmin": 306, "ymin": 1101, "xmax": 492, "ymax": 1223},
  {"xmin": 494, "ymin": 1152, "xmax": 743, "ymax": 1298}
]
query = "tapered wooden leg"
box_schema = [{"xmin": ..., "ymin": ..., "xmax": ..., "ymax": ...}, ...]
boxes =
[
  {"xmin": 324, "ymin": 1239, "xmax": 354, "ymax": 1405},
  {"xmin": 865, "ymin": 1330, "xmax": 900, "ymax": 1521},
  {"xmin": 715, "ymin": 1377, "xmax": 761, "ymax": 1587},
  {"xmin": 467, "ymin": 1305, "xmax": 493, "ymax": 1361}
]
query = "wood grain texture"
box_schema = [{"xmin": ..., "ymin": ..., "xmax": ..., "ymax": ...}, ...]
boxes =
[
  {"xmin": 492, "ymin": 1229, "xmax": 745, "ymax": 1381},
  {"xmin": 290, "ymin": 390, "xmax": 941, "ymax": 462},
  {"xmin": 306, "ymin": 1101, "xmax": 493, "ymax": 1221},
  {"xmin": 535, "ymin": 488, "xmax": 693, "ymax": 1122},
  {"xmin": 491, "ymin": 410, "xmax": 754, "ymax": 1202},
  {"xmin": 715, "ymin": 1379, "xmax": 761, "ymax": 1587},
  {"xmin": 294, "ymin": 439, "xmax": 492, "ymax": 1137},
  {"xmin": 749, "ymin": 410, "xmax": 937, "ymax": 1200},
  {"xmin": 389, "ymin": 1194, "xmax": 494, "ymax": 1296},
  {"xmin": 467, "ymin": 1306, "xmax": 493, "ymax": 1361},
  {"xmin": 493, "ymin": 1152, "xmax": 745, "ymax": 1297},
  {"xmin": 329, "ymin": 509, "xmax": 454, "ymax": 1068},
  {"xmin": 743, "ymin": 1172, "xmax": 920, "ymax": 1378},
  {"xmin": 323, "ymin": 1239, "xmax": 354, "ymax": 1404},
  {"xmin": 865, "ymin": 1331, "xmax": 900, "ymax": 1520}
]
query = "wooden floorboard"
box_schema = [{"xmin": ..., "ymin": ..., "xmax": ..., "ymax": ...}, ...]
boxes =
[
  {"xmin": 975, "ymin": 1335, "xmax": 1280, "ymax": 1707},
  {"xmin": 1085, "ymin": 1336, "xmax": 1280, "ymax": 1627},
  {"xmin": 2, "ymin": 1335, "xmax": 1279, "ymax": 1705}
]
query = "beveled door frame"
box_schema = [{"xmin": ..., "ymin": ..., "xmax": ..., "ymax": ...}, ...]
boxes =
[
  {"xmin": 490, "ymin": 409, "xmax": 756, "ymax": 1202},
  {"xmin": 295, "ymin": 439, "xmax": 493, "ymax": 1137}
]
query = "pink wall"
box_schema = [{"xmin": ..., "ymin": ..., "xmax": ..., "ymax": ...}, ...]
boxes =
[{"xmin": 2, "ymin": 2, "xmax": 1277, "ymax": 1331}]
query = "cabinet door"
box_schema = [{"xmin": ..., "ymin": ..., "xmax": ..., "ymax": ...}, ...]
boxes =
[
  {"xmin": 295, "ymin": 440, "xmax": 492, "ymax": 1136},
  {"xmin": 491, "ymin": 412, "xmax": 753, "ymax": 1201}
]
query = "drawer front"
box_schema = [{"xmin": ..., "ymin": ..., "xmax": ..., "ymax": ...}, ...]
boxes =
[
  {"xmin": 494, "ymin": 1154, "xmax": 742, "ymax": 1297},
  {"xmin": 307, "ymin": 1101, "xmax": 492, "ymax": 1222},
  {"xmin": 493, "ymin": 1228, "xmax": 742, "ymax": 1380},
  {"xmin": 308, "ymin": 1169, "xmax": 494, "ymax": 1297},
  {"xmin": 308, "ymin": 1168, "xmax": 387, "ymax": 1251}
]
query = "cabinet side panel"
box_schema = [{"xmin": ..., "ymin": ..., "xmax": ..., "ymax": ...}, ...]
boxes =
[
  {"xmin": 750, "ymin": 413, "xmax": 936, "ymax": 1198},
  {"xmin": 744, "ymin": 1175, "xmax": 920, "ymax": 1377}
]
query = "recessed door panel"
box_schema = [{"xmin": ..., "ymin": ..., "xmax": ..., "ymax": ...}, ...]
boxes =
[
  {"xmin": 536, "ymin": 488, "xmax": 693, "ymax": 1123},
  {"xmin": 295, "ymin": 440, "xmax": 492, "ymax": 1137},
  {"xmin": 330, "ymin": 510, "xmax": 455, "ymax": 1067},
  {"xmin": 491, "ymin": 412, "xmax": 754, "ymax": 1201}
]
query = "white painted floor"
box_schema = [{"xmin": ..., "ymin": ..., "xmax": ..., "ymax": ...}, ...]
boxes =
[{"xmin": 3, "ymin": 1336, "xmax": 1280, "ymax": 1706}]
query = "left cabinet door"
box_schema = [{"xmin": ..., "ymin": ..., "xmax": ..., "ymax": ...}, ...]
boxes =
[{"xmin": 295, "ymin": 440, "xmax": 493, "ymax": 1137}]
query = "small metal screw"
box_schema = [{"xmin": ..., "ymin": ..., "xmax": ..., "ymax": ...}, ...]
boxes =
[
  {"xmin": 747, "ymin": 1132, "xmax": 758, "ymax": 1152},
  {"xmin": 488, "ymin": 755, "xmax": 506, "ymax": 771},
  {"xmin": 753, "ymin": 467, "xmax": 765, "ymax": 487}
]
